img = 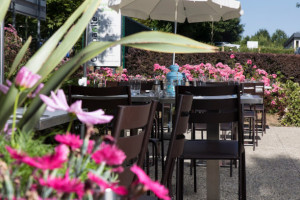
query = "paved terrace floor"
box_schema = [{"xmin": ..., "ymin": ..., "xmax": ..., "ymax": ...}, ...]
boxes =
[{"xmin": 150, "ymin": 126, "xmax": 300, "ymax": 200}]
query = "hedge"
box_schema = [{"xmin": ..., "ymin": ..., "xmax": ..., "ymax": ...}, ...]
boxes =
[
  {"xmin": 221, "ymin": 46, "xmax": 295, "ymax": 54},
  {"xmin": 125, "ymin": 48, "xmax": 300, "ymax": 83}
]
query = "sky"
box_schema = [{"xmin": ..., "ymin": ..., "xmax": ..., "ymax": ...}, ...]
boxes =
[{"xmin": 239, "ymin": 0, "xmax": 300, "ymax": 38}]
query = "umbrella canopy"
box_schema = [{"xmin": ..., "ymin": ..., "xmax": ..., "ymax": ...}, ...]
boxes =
[
  {"xmin": 108, "ymin": 0, "xmax": 242, "ymax": 23},
  {"xmin": 108, "ymin": 0, "xmax": 242, "ymax": 64}
]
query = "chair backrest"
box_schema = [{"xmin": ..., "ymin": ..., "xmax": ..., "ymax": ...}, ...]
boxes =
[
  {"xmin": 68, "ymin": 85, "xmax": 131, "ymax": 113},
  {"xmin": 111, "ymin": 101, "xmax": 158, "ymax": 188},
  {"xmin": 161, "ymin": 94, "xmax": 193, "ymax": 187},
  {"xmin": 242, "ymin": 82, "xmax": 264, "ymax": 97},
  {"xmin": 176, "ymin": 85, "xmax": 244, "ymax": 147}
]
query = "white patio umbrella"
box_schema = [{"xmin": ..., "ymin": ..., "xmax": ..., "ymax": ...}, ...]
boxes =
[{"xmin": 108, "ymin": 0, "xmax": 243, "ymax": 64}]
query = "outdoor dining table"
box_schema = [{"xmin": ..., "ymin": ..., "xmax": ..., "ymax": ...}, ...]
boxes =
[
  {"xmin": 72, "ymin": 92, "xmax": 263, "ymax": 199},
  {"xmin": 7, "ymin": 108, "xmax": 70, "ymax": 131}
]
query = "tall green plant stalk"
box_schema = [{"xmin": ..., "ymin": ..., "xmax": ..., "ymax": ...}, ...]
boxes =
[{"xmin": 11, "ymin": 91, "xmax": 21, "ymax": 147}]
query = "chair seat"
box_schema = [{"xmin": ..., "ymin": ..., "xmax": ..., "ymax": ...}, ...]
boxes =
[
  {"xmin": 251, "ymin": 104, "xmax": 264, "ymax": 111},
  {"xmin": 243, "ymin": 104, "xmax": 251, "ymax": 110},
  {"xmin": 243, "ymin": 110, "xmax": 255, "ymax": 118},
  {"xmin": 220, "ymin": 122, "xmax": 232, "ymax": 131},
  {"xmin": 181, "ymin": 140, "xmax": 242, "ymax": 160},
  {"xmin": 194, "ymin": 123, "xmax": 207, "ymax": 130}
]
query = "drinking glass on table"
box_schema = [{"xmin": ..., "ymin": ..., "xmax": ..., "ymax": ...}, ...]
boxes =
[
  {"xmin": 198, "ymin": 75, "xmax": 207, "ymax": 86},
  {"xmin": 98, "ymin": 76, "xmax": 106, "ymax": 87},
  {"xmin": 129, "ymin": 77, "xmax": 141, "ymax": 96}
]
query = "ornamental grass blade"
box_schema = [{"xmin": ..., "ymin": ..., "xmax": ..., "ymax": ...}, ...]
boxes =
[
  {"xmin": 8, "ymin": 36, "xmax": 32, "ymax": 79},
  {"xmin": 116, "ymin": 31, "xmax": 218, "ymax": 53},
  {"xmin": 0, "ymin": 0, "xmax": 10, "ymax": 23}
]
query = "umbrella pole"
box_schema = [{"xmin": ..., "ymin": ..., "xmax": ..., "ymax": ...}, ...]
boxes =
[
  {"xmin": 172, "ymin": 0, "xmax": 179, "ymax": 65},
  {"xmin": 172, "ymin": 21, "xmax": 177, "ymax": 65}
]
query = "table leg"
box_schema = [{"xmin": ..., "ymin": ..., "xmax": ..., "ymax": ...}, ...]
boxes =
[
  {"xmin": 161, "ymin": 103, "xmax": 165, "ymax": 173},
  {"xmin": 206, "ymin": 123, "xmax": 220, "ymax": 200}
]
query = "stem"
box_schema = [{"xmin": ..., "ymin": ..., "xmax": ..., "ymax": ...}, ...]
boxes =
[
  {"xmin": 96, "ymin": 162, "xmax": 106, "ymax": 176},
  {"xmin": 11, "ymin": 92, "xmax": 20, "ymax": 147},
  {"xmin": 66, "ymin": 115, "xmax": 75, "ymax": 133}
]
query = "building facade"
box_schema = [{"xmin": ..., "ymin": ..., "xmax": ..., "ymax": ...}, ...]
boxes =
[{"xmin": 284, "ymin": 32, "xmax": 300, "ymax": 49}]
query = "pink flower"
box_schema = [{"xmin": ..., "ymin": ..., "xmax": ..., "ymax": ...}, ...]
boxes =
[
  {"xmin": 272, "ymin": 74, "xmax": 277, "ymax": 79},
  {"xmin": 40, "ymin": 90, "xmax": 69, "ymax": 112},
  {"xmin": 271, "ymin": 100, "xmax": 276, "ymax": 105},
  {"xmin": 265, "ymin": 90, "xmax": 271, "ymax": 95},
  {"xmin": 69, "ymin": 101, "xmax": 113, "ymax": 125},
  {"xmin": 6, "ymin": 146, "xmax": 26, "ymax": 160},
  {"xmin": 247, "ymin": 59, "xmax": 252, "ymax": 65},
  {"xmin": 111, "ymin": 166, "xmax": 124, "ymax": 173},
  {"xmin": 28, "ymin": 83, "xmax": 44, "ymax": 98},
  {"xmin": 230, "ymin": 54, "xmax": 235, "ymax": 59},
  {"xmin": 55, "ymin": 133, "xmax": 83, "ymax": 150},
  {"xmin": 131, "ymin": 164, "xmax": 170, "ymax": 200},
  {"xmin": 15, "ymin": 67, "xmax": 41, "ymax": 89},
  {"xmin": 39, "ymin": 170, "xmax": 84, "ymax": 198},
  {"xmin": 88, "ymin": 172, "xmax": 128, "ymax": 196},
  {"xmin": 0, "ymin": 80, "xmax": 12, "ymax": 94},
  {"xmin": 0, "ymin": 84, "xmax": 9, "ymax": 94},
  {"xmin": 7, "ymin": 144, "xmax": 69, "ymax": 170},
  {"xmin": 252, "ymin": 65, "xmax": 257, "ymax": 69},
  {"xmin": 40, "ymin": 89, "xmax": 113, "ymax": 125},
  {"xmin": 91, "ymin": 143, "xmax": 126, "ymax": 166}
]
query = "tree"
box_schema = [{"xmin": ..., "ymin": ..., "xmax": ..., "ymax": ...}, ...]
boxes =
[
  {"xmin": 134, "ymin": 18, "xmax": 244, "ymax": 44},
  {"xmin": 177, "ymin": 18, "xmax": 244, "ymax": 44},
  {"xmin": 241, "ymin": 35, "xmax": 250, "ymax": 46},
  {"xmin": 250, "ymin": 29, "xmax": 272, "ymax": 47},
  {"xmin": 5, "ymin": 0, "xmax": 85, "ymax": 51},
  {"xmin": 271, "ymin": 29, "xmax": 288, "ymax": 47},
  {"xmin": 133, "ymin": 19, "xmax": 173, "ymax": 32}
]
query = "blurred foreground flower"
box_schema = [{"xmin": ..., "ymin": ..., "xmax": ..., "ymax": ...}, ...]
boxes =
[
  {"xmin": 92, "ymin": 142, "xmax": 126, "ymax": 166},
  {"xmin": 15, "ymin": 67, "xmax": 41, "ymax": 90},
  {"xmin": 39, "ymin": 170, "xmax": 84, "ymax": 198},
  {"xmin": 131, "ymin": 164, "xmax": 170, "ymax": 200},
  {"xmin": 40, "ymin": 89, "xmax": 113, "ymax": 125},
  {"xmin": 88, "ymin": 173, "xmax": 128, "ymax": 196},
  {"xmin": 6, "ymin": 144, "xmax": 69, "ymax": 170}
]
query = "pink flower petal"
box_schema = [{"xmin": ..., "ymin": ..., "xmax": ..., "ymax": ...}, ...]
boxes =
[{"xmin": 91, "ymin": 143, "xmax": 126, "ymax": 166}]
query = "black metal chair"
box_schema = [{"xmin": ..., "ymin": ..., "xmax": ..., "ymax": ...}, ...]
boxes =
[
  {"xmin": 176, "ymin": 85, "xmax": 246, "ymax": 200},
  {"xmin": 111, "ymin": 101, "xmax": 158, "ymax": 188},
  {"xmin": 138, "ymin": 94, "xmax": 193, "ymax": 199}
]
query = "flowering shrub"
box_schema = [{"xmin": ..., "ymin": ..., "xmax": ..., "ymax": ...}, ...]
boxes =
[
  {"xmin": 278, "ymin": 81, "xmax": 300, "ymax": 126},
  {"xmin": 4, "ymin": 24, "xmax": 31, "ymax": 79},
  {"xmin": 153, "ymin": 63, "xmax": 170, "ymax": 80},
  {"xmin": 86, "ymin": 67, "xmax": 128, "ymax": 87}
]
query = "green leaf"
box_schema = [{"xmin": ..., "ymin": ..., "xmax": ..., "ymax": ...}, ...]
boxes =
[
  {"xmin": 0, "ymin": 0, "xmax": 10, "ymax": 22},
  {"xmin": 8, "ymin": 37, "xmax": 32, "ymax": 79},
  {"xmin": 115, "ymin": 31, "xmax": 218, "ymax": 53},
  {"xmin": 0, "ymin": 86, "xmax": 18, "ymax": 130},
  {"xmin": 20, "ymin": 105, "xmax": 46, "ymax": 133}
]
